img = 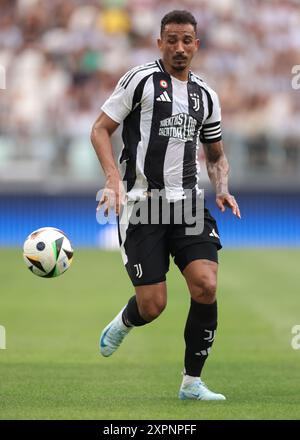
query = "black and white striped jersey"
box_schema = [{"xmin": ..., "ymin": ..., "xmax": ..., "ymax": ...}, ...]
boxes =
[{"xmin": 101, "ymin": 59, "xmax": 222, "ymax": 201}]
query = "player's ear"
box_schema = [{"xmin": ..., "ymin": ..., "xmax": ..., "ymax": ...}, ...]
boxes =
[
  {"xmin": 195, "ymin": 38, "xmax": 200, "ymax": 50},
  {"xmin": 157, "ymin": 38, "xmax": 162, "ymax": 50}
]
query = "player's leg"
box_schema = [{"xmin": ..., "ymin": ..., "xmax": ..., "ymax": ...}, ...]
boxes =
[
  {"xmin": 176, "ymin": 248, "xmax": 225, "ymax": 400},
  {"xmin": 100, "ymin": 282, "xmax": 167, "ymax": 357},
  {"xmin": 183, "ymin": 256, "xmax": 218, "ymax": 379},
  {"xmin": 100, "ymin": 267, "xmax": 168, "ymax": 357},
  {"xmin": 122, "ymin": 281, "xmax": 167, "ymax": 326},
  {"xmin": 170, "ymin": 200, "xmax": 225, "ymax": 400},
  {"xmin": 100, "ymin": 200, "xmax": 169, "ymax": 357},
  {"xmin": 99, "ymin": 250, "xmax": 168, "ymax": 357},
  {"xmin": 179, "ymin": 256, "xmax": 225, "ymax": 400}
]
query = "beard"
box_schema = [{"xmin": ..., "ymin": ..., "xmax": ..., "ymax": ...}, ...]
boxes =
[
  {"xmin": 172, "ymin": 64, "xmax": 187, "ymax": 71},
  {"xmin": 172, "ymin": 57, "xmax": 188, "ymax": 71}
]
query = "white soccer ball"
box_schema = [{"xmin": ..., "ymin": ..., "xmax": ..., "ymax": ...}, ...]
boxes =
[{"xmin": 23, "ymin": 227, "xmax": 74, "ymax": 278}]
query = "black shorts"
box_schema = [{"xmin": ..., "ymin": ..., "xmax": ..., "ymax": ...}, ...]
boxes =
[{"xmin": 117, "ymin": 197, "xmax": 222, "ymax": 287}]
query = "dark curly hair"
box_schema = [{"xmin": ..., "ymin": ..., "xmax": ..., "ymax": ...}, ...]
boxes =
[{"xmin": 161, "ymin": 10, "xmax": 197, "ymax": 36}]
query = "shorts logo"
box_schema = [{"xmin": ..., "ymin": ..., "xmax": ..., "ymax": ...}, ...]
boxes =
[
  {"xmin": 190, "ymin": 93, "xmax": 201, "ymax": 112},
  {"xmin": 160, "ymin": 80, "xmax": 168, "ymax": 88},
  {"xmin": 134, "ymin": 263, "xmax": 143, "ymax": 278}
]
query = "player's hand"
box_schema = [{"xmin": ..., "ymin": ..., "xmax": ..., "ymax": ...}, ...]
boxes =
[
  {"xmin": 97, "ymin": 174, "xmax": 126, "ymax": 216},
  {"xmin": 216, "ymin": 193, "xmax": 241, "ymax": 219}
]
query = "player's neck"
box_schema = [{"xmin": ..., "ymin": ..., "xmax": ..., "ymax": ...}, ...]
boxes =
[{"xmin": 161, "ymin": 59, "xmax": 190, "ymax": 82}]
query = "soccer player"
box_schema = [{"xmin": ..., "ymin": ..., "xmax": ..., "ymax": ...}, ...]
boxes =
[{"xmin": 91, "ymin": 10, "xmax": 241, "ymax": 401}]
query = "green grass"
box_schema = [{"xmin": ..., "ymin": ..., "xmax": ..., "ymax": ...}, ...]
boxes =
[{"xmin": 0, "ymin": 249, "xmax": 300, "ymax": 419}]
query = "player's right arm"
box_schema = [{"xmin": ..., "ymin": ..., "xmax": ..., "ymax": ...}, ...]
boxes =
[
  {"xmin": 91, "ymin": 63, "xmax": 157, "ymax": 214},
  {"xmin": 91, "ymin": 69, "xmax": 135, "ymax": 215},
  {"xmin": 90, "ymin": 112, "xmax": 123, "ymax": 216}
]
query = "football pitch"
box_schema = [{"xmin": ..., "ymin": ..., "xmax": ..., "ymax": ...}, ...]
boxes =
[{"xmin": 0, "ymin": 249, "xmax": 299, "ymax": 420}]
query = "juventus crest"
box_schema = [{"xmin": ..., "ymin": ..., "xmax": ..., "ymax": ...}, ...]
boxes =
[{"xmin": 190, "ymin": 92, "xmax": 201, "ymax": 112}]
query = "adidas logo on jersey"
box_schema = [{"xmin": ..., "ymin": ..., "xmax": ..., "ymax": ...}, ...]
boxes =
[{"xmin": 156, "ymin": 91, "xmax": 171, "ymax": 102}]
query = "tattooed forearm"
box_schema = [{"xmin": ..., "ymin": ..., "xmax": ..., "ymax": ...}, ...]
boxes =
[
  {"xmin": 203, "ymin": 140, "xmax": 241, "ymax": 218},
  {"xmin": 203, "ymin": 141, "xmax": 229, "ymax": 195}
]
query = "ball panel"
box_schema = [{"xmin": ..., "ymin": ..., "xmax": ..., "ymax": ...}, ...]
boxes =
[
  {"xmin": 43, "ymin": 264, "xmax": 58, "ymax": 278},
  {"xmin": 36, "ymin": 241, "xmax": 46, "ymax": 251},
  {"xmin": 25, "ymin": 255, "xmax": 47, "ymax": 273},
  {"xmin": 53, "ymin": 237, "xmax": 64, "ymax": 261},
  {"xmin": 23, "ymin": 227, "xmax": 73, "ymax": 278},
  {"xmin": 23, "ymin": 255, "xmax": 47, "ymax": 277},
  {"xmin": 63, "ymin": 249, "xmax": 73, "ymax": 261}
]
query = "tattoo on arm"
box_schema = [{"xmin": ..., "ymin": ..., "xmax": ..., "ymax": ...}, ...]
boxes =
[{"xmin": 203, "ymin": 141, "xmax": 229, "ymax": 195}]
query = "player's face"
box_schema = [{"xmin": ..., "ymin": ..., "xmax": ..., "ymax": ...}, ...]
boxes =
[{"xmin": 158, "ymin": 23, "xmax": 199, "ymax": 72}]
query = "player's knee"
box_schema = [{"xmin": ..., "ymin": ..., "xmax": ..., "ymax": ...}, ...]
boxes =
[
  {"xmin": 139, "ymin": 296, "xmax": 167, "ymax": 322},
  {"xmin": 190, "ymin": 276, "xmax": 217, "ymax": 304}
]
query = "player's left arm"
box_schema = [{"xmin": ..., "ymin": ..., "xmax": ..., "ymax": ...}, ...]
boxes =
[{"xmin": 202, "ymin": 140, "xmax": 241, "ymax": 219}]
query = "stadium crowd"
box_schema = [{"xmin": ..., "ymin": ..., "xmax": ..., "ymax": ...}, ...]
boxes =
[{"xmin": 0, "ymin": 0, "xmax": 299, "ymax": 182}]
